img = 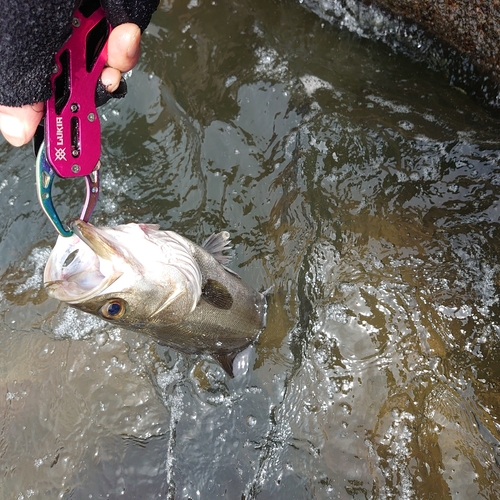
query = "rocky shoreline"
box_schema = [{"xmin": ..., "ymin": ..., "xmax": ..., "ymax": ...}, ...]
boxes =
[{"xmin": 300, "ymin": 0, "xmax": 500, "ymax": 107}]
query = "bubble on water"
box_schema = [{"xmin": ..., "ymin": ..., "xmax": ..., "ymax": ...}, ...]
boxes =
[
  {"xmin": 324, "ymin": 303, "xmax": 349, "ymax": 325},
  {"xmin": 299, "ymin": 74, "xmax": 333, "ymax": 97},
  {"xmin": 254, "ymin": 47, "xmax": 288, "ymax": 79},
  {"xmin": 398, "ymin": 120, "xmax": 414, "ymax": 131},
  {"xmin": 94, "ymin": 332, "xmax": 109, "ymax": 347},
  {"xmin": 225, "ymin": 75, "xmax": 237, "ymax": 87},
  {"xmin": 246, "ymin": 415, "xmax": 257, "ymax": 427},
  {"xmin": 366, "ymin": 94, "xmax": 411, "ymax": 114},
  {"xmin": 370, "ymin": 410, "xmax": 416, "ymax": 498},
  {"xmin": 53, "ymin": 307, "xmax": 107, "ymax": 340}
]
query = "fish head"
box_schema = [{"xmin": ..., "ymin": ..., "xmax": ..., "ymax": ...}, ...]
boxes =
[{"xmin": 44, "ymin": 220, "xmax": 201, "ymax": 327}]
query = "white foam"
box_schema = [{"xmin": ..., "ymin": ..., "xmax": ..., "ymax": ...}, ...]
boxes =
[
  {"xmin": 15, "ymin": 247, "xmax": 51, "ymax": 294},
  {"xmin": 299, "ymin": 74, "xmax": 333, "ymax": 96},
  {"xmin": 254, "ymin": 47, "xmax": 288, "ymax": 80},
  {"xmin": 53, "ymin": 307, "xmax": 107, "ymax": 340},
  {"xmin": 366, "ymin": 94, "xmax": 411, "ymax": 114}
]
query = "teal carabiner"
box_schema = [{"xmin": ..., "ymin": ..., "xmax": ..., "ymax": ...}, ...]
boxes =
[
  {"xmin": 36, "ymin": 143, "xmax": 73, "ymax": 237},
  {"xmin": 36, "ymin": 142, "xmax": 100, "ymax": 237}
]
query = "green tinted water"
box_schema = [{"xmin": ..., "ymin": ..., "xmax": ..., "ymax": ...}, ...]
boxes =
[{"xmin": 1, "ymin": 0, "xmax": 500, "ymax": 498}]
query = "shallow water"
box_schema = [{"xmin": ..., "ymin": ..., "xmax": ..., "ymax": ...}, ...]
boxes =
[{"xmin": 1, "ymin": 0, "xmax": 500, "ymax": 498}]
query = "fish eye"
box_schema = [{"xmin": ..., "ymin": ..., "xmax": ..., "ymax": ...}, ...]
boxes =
[{"xmin": 100, "ymin": 299, "xmax": 126, "ymax": 320}]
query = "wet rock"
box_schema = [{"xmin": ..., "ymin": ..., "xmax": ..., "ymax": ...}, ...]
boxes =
[
  {"xmin": 371, "ymin": 0, "xmax": 500, "ymax": 81},
  {"xmin": 300, "ymin": 0, "xmax": 500, "ymax": 106}
]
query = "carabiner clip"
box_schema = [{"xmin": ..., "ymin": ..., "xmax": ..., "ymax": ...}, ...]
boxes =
[{"xmin": 36, "ymin": 142, "xmax": 100, "ymax": 237}]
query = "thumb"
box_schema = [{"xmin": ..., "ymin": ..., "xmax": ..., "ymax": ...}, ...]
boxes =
[{"xmin": 0, "ymin": 103, "xmax": 44, "ymax": 147}]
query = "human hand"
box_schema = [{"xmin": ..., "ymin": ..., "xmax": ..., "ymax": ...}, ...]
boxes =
[{"xmin": 0, "ymin": 23, "xmax": 141, "ymax": 147}]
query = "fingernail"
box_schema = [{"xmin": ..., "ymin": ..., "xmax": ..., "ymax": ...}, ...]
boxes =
[{"xmin": 0, "ymin": 114, "xmax": 26, "ymax": 146}]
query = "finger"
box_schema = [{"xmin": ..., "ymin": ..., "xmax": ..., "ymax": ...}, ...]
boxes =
[
  {"xmin": 101, "ymin": 67, "xmax": 122, "ymax": 93},
  {"xmin": 107, "ymin": 23, "xmax": 141, "ymax": 73},
  {"xmin": 0, "ymin": 102, "xmax": 44, "ymax": 147}
]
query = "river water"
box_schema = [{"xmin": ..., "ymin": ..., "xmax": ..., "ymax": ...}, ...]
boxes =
[{"xmin": 1, "ymin": 0, "xmax": 500, "ymax": 498}]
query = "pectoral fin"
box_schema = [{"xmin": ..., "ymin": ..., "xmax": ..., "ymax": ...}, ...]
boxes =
[{"xmin": 201, "ymin": 279, "xmax": 233, "ymax": 310}]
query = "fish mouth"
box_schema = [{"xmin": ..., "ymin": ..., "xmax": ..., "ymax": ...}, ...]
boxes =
[{"xmin": 44, "ymin": 221, "xmax": 125, "ymax": 304}]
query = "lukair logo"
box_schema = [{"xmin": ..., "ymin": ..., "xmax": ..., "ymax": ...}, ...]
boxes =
[
  {"xmin": 54, "ymin": 116, "xmax": 67, "ymax": 161},
  {"xmin": 56, "ymin": 116, "xmax": 64, "ymax": 146}
]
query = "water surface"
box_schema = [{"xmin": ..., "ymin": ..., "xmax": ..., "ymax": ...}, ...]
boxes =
[{"xmin": 1, "ymin": 0, "xmax": 500, "ymax": 498}]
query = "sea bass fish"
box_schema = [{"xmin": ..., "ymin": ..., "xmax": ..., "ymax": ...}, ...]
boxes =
[{"xmin": 44, "ymin": 220, "xmax": 267, "ymax": 376}]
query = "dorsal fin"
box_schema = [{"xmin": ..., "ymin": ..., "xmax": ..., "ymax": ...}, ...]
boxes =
[
  {"xmin": 201, "ymin": 231, "xmax": 232, "ymax": 265},
  {"xmin": 212, "ymin": 352, "xmax": 238, "ymax": 377}
]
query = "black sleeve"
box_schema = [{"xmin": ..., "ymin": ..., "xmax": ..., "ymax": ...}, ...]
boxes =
[
  {"xmin": 102, "ymin": 0, "xmax": 160, "ymax": 32},
  {"xmin": 0, "ymin": 0, "xmax": 159, "ymax": 107}
]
